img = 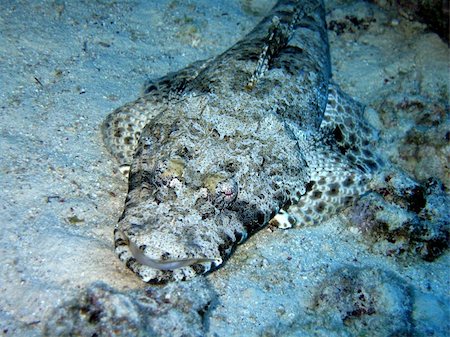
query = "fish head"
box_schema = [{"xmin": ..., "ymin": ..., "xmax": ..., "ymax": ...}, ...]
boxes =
[{"xmin": 115, "ymin": 106, "xmax": 308, "ymax": 283}]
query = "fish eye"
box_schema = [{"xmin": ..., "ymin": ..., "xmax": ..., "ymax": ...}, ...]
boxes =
[{"xmin": 213, "ymin": 179, "xmax": 238, "ymax": 208}]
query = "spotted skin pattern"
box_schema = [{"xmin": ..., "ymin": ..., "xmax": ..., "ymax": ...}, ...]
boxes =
[
  {"xmin": 102, "ymin": 0, "xmax": 380, "ymax": 283},
  {"xmin": 272, "ymin": 85, "xmax": 382, "ymax": 229}
]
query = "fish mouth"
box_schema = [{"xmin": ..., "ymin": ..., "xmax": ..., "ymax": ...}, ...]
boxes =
[{"xmin": 122, "ymin": 230, "xmax": 222, "ymax": 271}]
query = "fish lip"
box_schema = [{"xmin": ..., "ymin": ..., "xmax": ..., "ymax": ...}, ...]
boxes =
[{"xmin": 123, "ymin": 230, "xmax": 221, "ymax": 270}]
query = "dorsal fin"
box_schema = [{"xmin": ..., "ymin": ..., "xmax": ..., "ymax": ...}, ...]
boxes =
[{"xmin": 190, "ymin": 0, "xmax": 330, "ymax": 130}]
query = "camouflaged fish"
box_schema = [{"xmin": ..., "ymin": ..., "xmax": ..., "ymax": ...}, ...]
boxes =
[{"xmin": 102, "ymin": 0, "xmax": 381, "ymax": 283}]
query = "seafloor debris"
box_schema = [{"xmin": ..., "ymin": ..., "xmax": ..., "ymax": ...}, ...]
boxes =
[
  {"xmin": 43, "ymin": 278, "xmax": 215, "ymax": 337},
  {"xmin": 380, "ymin": 94, "xmax": 449, "ymax": 186},
  {"xmin": 310, "ymin": 266, "xmax": 413, "ymax": 336},
  {"xmin": 345, "ymin": 169, "xmax": 449, "ymax": 261},
  {"xmin": 327, "ymin": 6, "xmax": 377, "ymax": 35},
  {"xmin": 370, "ymin": 0, "xmax": 450, "ymax": 43}
]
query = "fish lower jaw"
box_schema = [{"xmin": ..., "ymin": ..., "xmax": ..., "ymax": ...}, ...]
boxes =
[{"xmin": 131, "ymin": 243, "xmax": 221, "ymax": 270}]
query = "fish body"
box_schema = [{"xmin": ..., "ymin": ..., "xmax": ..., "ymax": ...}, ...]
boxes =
[{"xmin": 102, "ymin": 0, "xmax": 380, "ymax": 283}]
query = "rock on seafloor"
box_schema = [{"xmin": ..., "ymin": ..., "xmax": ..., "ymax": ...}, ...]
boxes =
[
  {"xmin": 345, "ymin": 168, "xmax": 449, "ymax": 261},
  {"xmin": 43, "ymin": 278, "xmax": 216, "ymax": 337},
  {"xmin": 310, "ymin": 266, "xmax": 413, "ymax": 336},
  {"xmin": 0, "ymin": 0, "xmax": 448, "ymax": 336}
]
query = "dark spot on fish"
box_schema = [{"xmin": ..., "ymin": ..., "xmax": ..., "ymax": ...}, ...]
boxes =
[
  {"xmin": 257, "ymin": 211, "xmax": 266, "ymax": 225},
  {"xmin": 306, "ymin": 181, "xmax": 316, "ymax": 192},
  {"xmin": 333, "ymin": 126, "xmax": 344, "ymax": 143},
  {"xmin": 128, "ymin": 170, "xmax": 153, "ymax": 192},
  {"xmin": 343, "ymin": 196, "xmax": 353, "ymax": 205},
  {"xmin": 364, "ymin": 159, "xmax": 378, "ymax": 171},
  {"xmin": 192, "ymin": 264, "xmax": 206, "ymax": 274},
  {"xmin": 343, "ymin": 176, "xmax": 354, "ymax": 187},
  {"xmin": 144, "ymin": 84, "xmax": 157, "ymax": 94},
  {"xmin": 317, "ymin": 177, "xmax": 326, "ymax": 185},
  {"xmin": 234, "ymin": 230, "xmax": 244, "ymax": 243},
  {"xmin": 160, "ymin": 79, "xmax": 172, "ymax": 86},
  {"xmin": 211, "ymin": 128, "xmax": 220, "ymax": 138},
  {"xmin": 355, "ymin": 164, "xmax": 367, "ymax": 173},
  {"xmin": 284, "ymin": 198, "xmax": 292, "ymax": 208},
  {"xmin": 130, "ymin": 223, "xmax": 144, "ymax": 231},
  {"xmin": 312, "ymin": 190, "xmax": 322, "ymax": 199},
  {"xmin": 218, "ymin": 235, "xmax": 235, "ymax": 260},
  {"xmin": 115, "ymin": 237, "xmax": 127, "ymax": 246},
  {"xmin": 327, "ymin": 183, "xmax": 340, "ymax": 196},
  {"xmin": 223, "ymin": 161, "xmax": 237, "ymax": 173},
  {"xmin": 126, "ymin": 257, "xmax": 137, "ymax": 269},
  {"xmin": 315, "ymin": 201, "xmax": 326, "ymax": 213},
  {"xmin": 114, "ymin": 127, "xmax": 124, "ymax": 138}
]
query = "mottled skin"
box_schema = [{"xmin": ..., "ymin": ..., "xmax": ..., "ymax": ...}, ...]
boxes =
[{"xmin": 102, "ymin": 0, "xmax": 380, "ymax": 283}]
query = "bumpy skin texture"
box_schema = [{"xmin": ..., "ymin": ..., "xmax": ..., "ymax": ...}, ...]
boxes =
[
  {"xmin": 102, "ymin": 0, "xmax": 379, "ymax": 283},
  {"xmin": 102, "ymin": 0, "xmax": 330, "ymax": 168},
  {"xmin": 273, "ymin": 85, "xmax": 382, "ymax": 228}
]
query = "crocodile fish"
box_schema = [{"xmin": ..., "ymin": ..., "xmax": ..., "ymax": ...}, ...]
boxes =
[{"xmin": 102, "ymin": 0, "xmax": 381, "ymax": 283}]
